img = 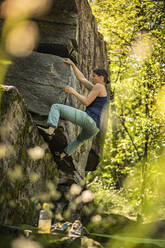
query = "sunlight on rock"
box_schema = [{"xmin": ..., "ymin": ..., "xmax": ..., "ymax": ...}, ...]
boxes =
[
  {"xmin": 130, "ymin": 32, "xmax": 154, "ymax": 61},
  {"xmin": 82, "ymin": 190, "xmax": 94, "ymax": 203},
  {"xmin": 156, "ymin": 86, "xmax": 165, "ymax": 119},
  {"xmin": 0, "ymin": 143, "xmax": 8, "ymax": 158},
  {"xmin": 12, "ymin": 237, "xmax": 41, "ymax": 248},
  {"xmin": 0, "ymin": 124, "xmax": 15, "ymax": 139},
  {"xmin": 29, "ymin": 172, "xmax": 40, "ymax": 183},
  {"xmin": 70, "ymin": 184, "xmax": 82, "ymax": 195},
  {"xmin": 91, "ymin": 215, "xmax": 102, "ymax": 223},
  {"xmin": 8, "ymin": 166, "xmax": 23, "ymax": 181},
  {"xmin": 6, "ymin": 21, "xmax": 39, "ymax": 57},
  {"xmin": 28, "ymin": 146, "xmax": 45, "ymax": 160},
  {"xmin": 1, "ymin": 0, "xmax": 53, "ymax": 19}
]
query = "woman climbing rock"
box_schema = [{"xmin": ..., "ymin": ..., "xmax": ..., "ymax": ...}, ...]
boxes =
[{"xmin": 41, "ymin": 58, "xmax": 109, "ymax": 160}]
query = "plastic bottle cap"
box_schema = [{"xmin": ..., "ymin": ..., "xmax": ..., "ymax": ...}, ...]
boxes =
[{"xmin": 43, "ymin": 203, "xmax": 49, "ymax": 209}]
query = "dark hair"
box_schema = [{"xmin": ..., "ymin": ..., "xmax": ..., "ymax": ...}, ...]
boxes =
[{"xmin": 93, "ymin": 68, "xmax": 110, "ymax": 84}]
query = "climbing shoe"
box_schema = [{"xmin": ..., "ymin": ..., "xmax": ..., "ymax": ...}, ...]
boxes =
[
  {"xmin": 37, "ymin": 125, "xmax": 64, "ymax": 136},
  {"xmin": 54, "ymin": 151, "xmax": 68, "ymax": 161},
  {"xmin": 68, "ymin": 220, "xmax": 83, "ymax": 237},
  {"xmin": 56, "ymin": 155, "xmax": 76, "ymax": 173},
  {"xmin": 37, "ymin": 126, "xmax": 54, "ymax": 136},
  {"xmin": 51, "ymin": 222, "xmax": 72, "ymax": 234}
]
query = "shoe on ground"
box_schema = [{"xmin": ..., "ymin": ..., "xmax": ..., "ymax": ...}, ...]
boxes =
[
  {"xmin": 68, "ymin": 220, "xmax": 83, "ymax": 237},
  {"xmin": 51, "ymin": 222, "xmax": 72, "ymax": 233}
]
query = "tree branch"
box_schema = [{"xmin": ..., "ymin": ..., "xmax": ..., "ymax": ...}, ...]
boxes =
[{"xmin": 119, "ymin": 114, "xmax": 142, "ymax": 160}]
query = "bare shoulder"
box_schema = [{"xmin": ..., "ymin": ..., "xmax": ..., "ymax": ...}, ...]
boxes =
[
  {"xmin": 93, "ymin": 83, "xmax": 103, "ymax": 90},
  {"xmin": 94, "ymin": 83, "xmax": 107, "ymax": 96},
  {"xmin": 94, "ymin": 83, "xmax": 106, "ymax": 91}
]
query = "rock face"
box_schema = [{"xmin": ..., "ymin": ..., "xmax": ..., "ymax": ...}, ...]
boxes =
[
  {"xmin": 4, "ymin": 0, "xmax": 109, "ymax": 177},
  {"xmin": 5, "ymin": 53, "xmax": 79, "ymax": 117},
  {"xmin": 0, "ymin": 0, "xmax": 109, "ymax": 224},
  {"xmin": 0, "ymin": 87, "xmax": 57, "ymax": 225}
]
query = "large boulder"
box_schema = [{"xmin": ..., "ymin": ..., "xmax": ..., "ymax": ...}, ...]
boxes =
[
  {"xmin": 5, "ymin": 53, "xmax": 80, "ymax": 118},
  {"xmin": 0, "ymin": 0, "xmax": 109, "ymax": 226},
  {"xmin": 3, "ymin": 0, "xmax": 109, "ymax": 178},
  {"xmin": 0, "ymin": 86, "xmax": 58, "ymax": 225}
]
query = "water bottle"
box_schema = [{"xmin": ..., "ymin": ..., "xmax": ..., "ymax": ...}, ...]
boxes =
[{"xmin": 38, "ymin": 203, "xmax": 51, "ymax": 233}]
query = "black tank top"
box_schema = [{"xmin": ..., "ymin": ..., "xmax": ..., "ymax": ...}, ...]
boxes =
[{"xmin": 85, "ymin": 96, "xmax": 108, "ymax": 128}]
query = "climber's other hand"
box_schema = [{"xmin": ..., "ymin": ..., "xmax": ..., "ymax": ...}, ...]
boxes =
[
  {"xmin": 65, "ymin": 86, "xmax": 75, "ymax": 94},
  {"xmin": 64, "ymin": 58, "xmax": 74, "ymax": 65},
  {"xmin": 0, "ymin": 85, "xmax": 16, "ymax": 91}
]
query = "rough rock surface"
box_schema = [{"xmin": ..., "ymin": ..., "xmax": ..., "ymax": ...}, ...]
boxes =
[
  {"xmin": 0, "ymin": 0, "xmax": 109, "ymax": 225},
  {"xmin": 0, "ymin": 87, "xmax": 57, "ymax": 225},
  {"xmin": 4, "ymin": 0, "xmax": 109, "ymax": 178},
  {"xmin": 5, "ymin": 53, "xmax": 80, "ymax": 117}
]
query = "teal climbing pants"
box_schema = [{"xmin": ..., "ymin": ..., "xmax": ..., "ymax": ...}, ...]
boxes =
[{"xmin": 47, "ymin": 104, "xmax": 99, "ymax": 155}]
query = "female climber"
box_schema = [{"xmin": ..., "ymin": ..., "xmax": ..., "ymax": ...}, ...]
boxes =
[{"xmin": 43, "ymin": 58, "xmax": 109, "ymax": 160}]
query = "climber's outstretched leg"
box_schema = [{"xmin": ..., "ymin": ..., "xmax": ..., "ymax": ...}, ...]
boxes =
[
  {"xmin": 64, "ymin": 123, "xmax": 99, "ymax": 155},
  {"xmin": 47, "ymin": 103, "xmax": 99, "ymax": 156}
]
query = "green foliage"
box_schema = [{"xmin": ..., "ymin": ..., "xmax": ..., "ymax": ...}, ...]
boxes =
[
  {"xmin": 87, "ymin": 0, "xmax": 165, "ymax": 220},
  {"xmin": 88, "ymin": 177, "xmax": 140, "ymax": 218}
]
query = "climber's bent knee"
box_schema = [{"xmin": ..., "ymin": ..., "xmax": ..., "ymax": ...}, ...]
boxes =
[
  {"xmin": 50, "ymin": 103, "xmax": 61, "ymax": 111},
  {"xmin": 77, "ymin": 126, "xmax": 99, "ymax": 142}
]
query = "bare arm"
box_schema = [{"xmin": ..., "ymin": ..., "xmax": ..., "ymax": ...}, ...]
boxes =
[
  {"xmin": 65, "ymin": 84, "xmax": 101, "ymax": 106},
  {"xmin": 64, "ymin": 58, "xmax": 94, "ymax": 90}
]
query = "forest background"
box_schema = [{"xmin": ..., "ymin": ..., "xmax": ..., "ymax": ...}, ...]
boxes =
[
  {"xmin": 0, "ymin": 1, "xmax": 164, "ymax": 247},
  {"xmin": 87, "ymin": 0, "xmax": 165, "ymax": 223}
]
